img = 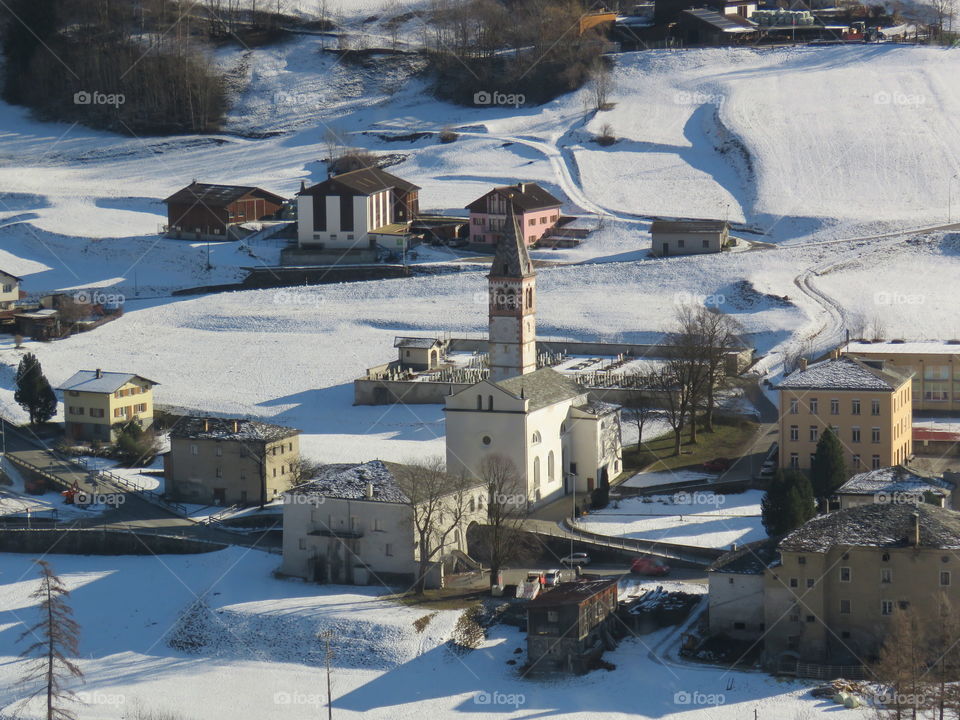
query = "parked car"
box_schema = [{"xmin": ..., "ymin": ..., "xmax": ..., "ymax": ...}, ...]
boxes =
[
  {"xmin": 543, "ymin": 569, "xmax": 563, "ymax": 587},
  {"xmin": 703, "ymin": 457, "xmax": 732, "ymax": 473},
  {"xmin": 526, "ymin": 571, "xmax": 545, "ymax": 586},
  {"xmin": 560, "ymin": 552, "xmax": 591, "ymax": 567},
  {"xmin": 631, "ymin": 556, "xmax": 671, "ymax": 576}
]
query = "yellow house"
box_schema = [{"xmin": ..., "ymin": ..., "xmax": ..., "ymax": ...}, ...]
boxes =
[
  {"xmin": 57, "ymin": 369, "xmax": 158, "ymax": 443},
  {"xmin": 844, "ymin": 341, "xmax": 960, "ymax": 412},
  {"xmin": 0, "ymin": 269, "xmax": 22, "ymax": 311},
  {"xmin": 776, "ymin": 356, "xmax": 913, "ymax": 473}
]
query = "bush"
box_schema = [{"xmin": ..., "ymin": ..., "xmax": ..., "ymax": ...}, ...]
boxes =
[
  {"xmin": 449, "ymin": 605, "xmax": 486, "ymax": 653},
  {"xmin": 596, "ymin": 123, "xmax": 616, "ymax": 146},
  {"xmin": 438, "ymin": 127, "xmax": 459, "ymax": 143},
  {"xmin": 113, "ymin": 419, "xmax": 160, "ymax": 467}
]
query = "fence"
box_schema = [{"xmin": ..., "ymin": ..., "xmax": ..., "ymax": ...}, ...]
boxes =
[
  {"xmin": 70, "ymin": 456, "xmax": 187, "ymax": 515},
  {"xmin": 792, "ymin": 663, "xmax": 870, "ymax": 681}
]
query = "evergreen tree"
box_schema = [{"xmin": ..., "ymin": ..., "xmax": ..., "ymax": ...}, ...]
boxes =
[
  {"xmin": 14, "ymin": 353, "xmax": 58, "ymax": 425},
  {"xmin": 762, "ymin": 470, "xmax": 815, "ymax": 537},
  {"xmin": 810, "ymin": 427, "xmax": 847, "ymax": 500},
  {"xmin": 16, "ymin": 560, "xmax": 83, "ymax": 720}
]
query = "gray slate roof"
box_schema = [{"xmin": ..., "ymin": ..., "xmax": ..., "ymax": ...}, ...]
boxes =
[
  {"xmin": 292, "ymin": 460, "xmax": 408, "ymax": 503},
  {"xmin": 776, "ymin": 356, "xmax": 911, "ymax": 392},
  {"xmin": 650, "ymin": 219, "xmax": 729, "ymax": 233},
  {"xmin": 488, "ymin": 207, "xmax": 534, "ymax": 278},
  {"xmin": 495, "ymin": 368, "xmax": 585, "ymax": 411},
  {"xmin": 466, "ymin": 182, "xmax": 562, "ymax": 213},
  {"xmin": 163, "ymin": 182, "xmax": 284, "ymax": 207},
  {"xmin": 394, "ymin": 336, "xmax": 442, "ymax": 349},
  {"xmin": 169, "ymin": 416, "xmax": 300, "ymax": 443},
  {"xmin": 681, "ymin": 8, "xmax": 756, "ymax": 32},
  {"xmin": 300, "ymin": 167, "xmax": 419, "ymax": 197},
  {"xmin": 779, "ymin": 502, "xmax": 960, "ymax": 552},
  {"xmin": 837, "ymin": 465, "xmax": 953, "ymax": 497},
  {"xmin": 57, "ymin": 370, "xmax": 158, "ymax": 394},
  {"xmin": 709, "ymin": 539, "xmax": 780, "ymax": 574},
  {"xmin": 573, "ymin": 400, "xmax": 620, "ymax": 417}
]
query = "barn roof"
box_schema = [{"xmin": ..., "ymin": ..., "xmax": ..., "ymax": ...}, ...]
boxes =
[
  {"xmin": 466, "ymin": 182, "xmax": 562, "ymax": 213},
  {"xmin": 163, "ymin": 182, "xmax": 285, "ymax": 207},
  {"xmin": 299, "ymin": 167, "xmax": 419, "ymax": 197},
  {"xmin": 527, "ymin": 578, "xmax": 619, "ymax": 608},
  {"xmin": 681, "ymin": 8, "xmax": 757, "ymax": 32}
]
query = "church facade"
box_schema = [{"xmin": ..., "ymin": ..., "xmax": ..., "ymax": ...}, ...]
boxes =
[{"xmin": 444, "ymin": 210, "xmax": 623, "ymax": 508}]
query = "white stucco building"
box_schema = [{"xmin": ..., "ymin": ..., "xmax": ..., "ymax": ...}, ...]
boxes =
[{"xmin": 444, "ymin": 210, "xmax": 623, "ymax": 508}]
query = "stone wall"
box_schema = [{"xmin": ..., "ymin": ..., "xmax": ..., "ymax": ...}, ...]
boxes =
[{"xmin": 0, "ymin": 528, "xmax": 226, "ymax": 555}]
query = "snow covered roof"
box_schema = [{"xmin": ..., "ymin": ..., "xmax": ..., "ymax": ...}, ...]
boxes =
[
  {"xmin": 847, "ymin": 341, "xmax": 960, "ymax": 356},
  {"xmin": 779, "ymin": 503, "xmax": 960, "ymax": 553},
  {"xmin": 163, "ymin": 182, "xmax": 285, "ymax": 207},
  {"xmin": 394, "ymin": 336, "xmax": 443, "ymax": 349},
  {"xmin": 527, "ymin": 578, "xmax": 619, "ymax": 608},
  {"xmin": 57, "ymin": 370, "xmax": 158, "ymax": 394},
  {"xmin": 681, "ymin": 8, "xmax": 757, "ymax": 32},
  {"xmin": 300, "ymin": 167, "xmax": 419, "ymax": 197},
  {"xmin": 169, "ymin": 416, "xmax": 299, "ymax": 443},
  {"xmin": 495, "ymin": 368, "xmax": 585, "ymax": 411},
  {"xmin": 709, "ymin": 539, "xmax": 779, "ymax": 574},
  {"xmin": 0, "ymin": 268, "xmax": 22, "ymax": 281},
  {"xmin": 650, "ymin": 219, "xmax": 730, "ymax": 233},
  {"xmin": 466, "ymin": 182, "xmax": 562, "ymax": 213},
  {"xmin": 292, "ymin": 461, "xmax": 408, "ymax": 504},
  {"xmin": 776, "ymin": 356, "xmax": 911, "ymax": 392},
  {"xmin": 573, "ymin": 400, "xmax": 620, "ymax": 417},
  {"xmin": 837, "ymin": 465, "xmax": 952, "ymax": 497}
]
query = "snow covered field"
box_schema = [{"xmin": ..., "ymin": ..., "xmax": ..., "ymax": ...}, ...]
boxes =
[
  {"xmin": 0, "ymin": 549, "xmax": 864, "ymax": 719},
  {"xmin": 579, "ymin": 491, "xmax": 766, "ymax": 550}
]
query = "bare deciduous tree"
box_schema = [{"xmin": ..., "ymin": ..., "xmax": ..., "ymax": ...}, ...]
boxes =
[
  {"xmin": 477, "ymin": 454, "xmax": 534, "ymax": 588},
  {"xmin": 16, "ymin": 560, "xmax": 83, "ymax": 720}
]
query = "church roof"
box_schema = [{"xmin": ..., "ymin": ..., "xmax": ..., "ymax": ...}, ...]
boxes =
[
  {"xmin": 488, "ymin": 207, "xmax": 534, "ymax": 279},
  {"xmin": 494, "ymin": 368, "xmax": 584, "ymax": 411}
]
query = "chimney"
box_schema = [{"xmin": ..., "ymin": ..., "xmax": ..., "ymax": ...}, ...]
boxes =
[
  {"xmin": 799, "ymin": 358, "xmax": 808, "ymax": 371},
  {"xmin": 299, "ymin": 180, "xmax": 306, "ymax": 193},
  {"xmin": 203, "ymin": 418, "xmax": 209, "ymax": 432},
  {"xmin": 95, "ymin": 368, "xmax": 103, "ymax": 379},
  {"xmin": 830, "ymin": 348, "xmax": 840, "ymax": 360},
  {"xmin": 912, "ymin": 511, "xmax": 921, "ymax": 546},
  {"xmin": 516, "ymin": 182, "xmax": 525, "ymax": 193},
  {"xmin": 232, "ymin": 419, "xmax": 239, "ymax": 433},
  {"xmin": 365, "ymin": 482, "xmax": 374, "ymax": 499}
]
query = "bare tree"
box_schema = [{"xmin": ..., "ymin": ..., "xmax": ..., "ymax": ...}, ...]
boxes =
[
  {"xmin": 590, "ymin": 59, "xmax": 612, "ymax": 111},
  {"xmin": 872, "ymin": 605, "xmax": 929, "ymax": 720},
  {"xmin": 394, "ymin": 456, "xmax": 473, "ymax": 594},
  {"xmin": 651, "ymin": 363, "xmax": 693, "ymax": 457},
  {"xmin": 285, "ymin": 454, "xmax": 325, "ymax": 490},
  {"xmin": 16, "ymin": 560, "xmax": 83, "ymax": 720},
  {"xmin": 688, "ymin": 306, "xmax": 744, "ymax": 433},
  {"xmin": 476, "ymin": 454, "xmax": 534, "ymax": 588},
  {"xmin": 669, "ymin": 305, "xmax": 712, "ymax": 445},
  {"xmin": 622, "ymin": 399, "xmax": 655, "ymax": 449}
]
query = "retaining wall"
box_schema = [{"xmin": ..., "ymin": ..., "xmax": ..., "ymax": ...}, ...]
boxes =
[{"xmin": 0, "ymin": 528, "xmax": 226, "ymax": 555}]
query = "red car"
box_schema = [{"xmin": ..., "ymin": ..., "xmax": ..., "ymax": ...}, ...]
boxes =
[
  {"xmin": 703, "ymin": 457, "xmax": 732, "ymax": 473},
  {"xmin": 631, "ymin": 556, "xmax": 670, "ymax": 576}
]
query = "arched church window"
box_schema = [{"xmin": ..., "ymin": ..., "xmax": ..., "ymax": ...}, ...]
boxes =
[
  {"xmin": 488, "ymin": 395, "xmax": 493, "ymax": 411},
  {"xmin": 476, "ymin": 395, "xmax": 482, "ymax": 410},
  {"xmin": 533, "ymin": 457, "xmax": 540, "ymax": 487},
  {"xmin": 532, "ymin": 431, "xmax": 541, "ymax": 445},
  {"xmin": 548, "ymin": 451, "xmax": 555, "ymax": 481}
]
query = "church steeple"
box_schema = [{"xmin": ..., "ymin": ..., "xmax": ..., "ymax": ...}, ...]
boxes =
[{"xmin": 487, "ymin": 206, "xmax": 537, "ymax": 381}]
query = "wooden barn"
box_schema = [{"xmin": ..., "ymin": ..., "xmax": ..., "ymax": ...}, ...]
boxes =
[{"xmin": 164, "ymin": 182, "xmax": 286, "ymax": 241}]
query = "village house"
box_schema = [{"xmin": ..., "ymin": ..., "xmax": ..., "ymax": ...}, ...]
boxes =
[
  {"xmin": 654, "ymin": 0, "xmax": 757, "ymax": 23},
  {"xmin": 395, "ymin": 336, "xmax": 446, "ymax": 371},
  {"xmin": 526, "ymin": 578, "xmax": 620, "ymax": 673},
  {"xmin": 650, "ymin": 219, "xmax": 731, "ymax": 257},
  {"xmin": 843, "ymin": 341, "xmax": 960, "ymax": 412},
  {"xmin": 163, "ymin": 182, "xmax": 286, "ymax": 241},
  {"xmin": 763, "ymin": 503, "xmax": 960, "ymax": 671},
  {"xmin": 294, "ymin": 167, "xmax": 420, "ymax": 263},
  {"xmin": 776, "ymin": 354, "xmax": 913, "ymax": 472},
  {"xmin": 834, "ymin": 465, "xmax": 958, "ymax": 510},
  {"xmin": 466, "ymin": 182, "xmax": 562, "ymax": 248},
  {"xmin": 280, "ymin": 460, "xmax": 486, "ymax": 588},
  {"xmin": 0, "ymin": 269, "xmax": 22, "ymax": 312},
  {"xmin": 444, "ymin": 213, "xmax": 622, "ymax": 508},
  {"xmin": 707, "ymin": 540, "xmax": 779, "ymax": 641},
  {"xmin": 56, "ymin": 369, "xmax": 158, "ymax": 443},
  {"xmin": 164, "ymin": 416, "xmax": 300, "ymax": 506}
]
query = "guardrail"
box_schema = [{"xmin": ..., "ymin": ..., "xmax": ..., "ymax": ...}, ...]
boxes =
[
  {"xmin": 199, "ymin": 504, "xmax": 241, "ymax": 526},
  {"xmin": 70, "ymin": 456, "xmax": 188, "ymax": 515},
  {"xmin": 550, "ymin": 518, "xmax": 725, "ymax": 566}
]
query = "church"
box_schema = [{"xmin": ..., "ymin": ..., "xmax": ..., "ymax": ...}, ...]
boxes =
[{"xmin": 444, "ymin": 211, "xmax": 623, "ymax": 509}]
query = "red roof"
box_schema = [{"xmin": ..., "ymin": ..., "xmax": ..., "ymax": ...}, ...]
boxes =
[{"xmin": 914, "ymin": 428, "xmax": 960, "ymax": 442}]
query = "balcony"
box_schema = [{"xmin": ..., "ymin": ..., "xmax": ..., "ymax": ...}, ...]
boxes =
[{"xmin": 309, "ymin": 526, "xmax": 364, "ymax": 539}]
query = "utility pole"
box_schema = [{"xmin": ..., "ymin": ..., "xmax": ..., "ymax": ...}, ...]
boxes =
[{"xmin": 321, "ymin": 630, "xmax": 334, "ymax": 720}]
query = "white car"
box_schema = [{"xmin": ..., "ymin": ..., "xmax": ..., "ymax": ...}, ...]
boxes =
[
  {"xmin": 543, "ymin": 569, "xmax": 563, "ymax": 587},
  {"xmin": 560, "ymin": 553, "xmax": 591, "ymax": 567}
]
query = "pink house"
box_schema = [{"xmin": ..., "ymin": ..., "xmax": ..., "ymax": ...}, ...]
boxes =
[{"xmin": 466, "ymin": 182, "xmax": 562, "ymax": 247}]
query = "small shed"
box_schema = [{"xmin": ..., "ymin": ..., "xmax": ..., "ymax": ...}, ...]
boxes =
[
  {"xmin": 394, "ymin": 336, "xmax": 445, "ymax": 371},
  {"xmin": 677, "ymin": 8, "xmax": 757, "ymax": 45},
  {"xmin": 650, "ymin": 219, "xmax": 730, "ymax": 257}
]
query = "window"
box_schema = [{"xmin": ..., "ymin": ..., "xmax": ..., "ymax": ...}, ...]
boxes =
[
  {"xmin": 531, "ymin": 431, "xmax": 541, "ymax": 444},
  {"xmin": 678, "ymin": 239, "xmax": 686, "ymax": 248},
  {"xmin": 733, "ymin": 622, "xmax": 746, "ymax": 630},
  {"xmin": 299, "ymin": 539, "xmax": 306, "ymax": 550},
  {"xmin": 528, "ymin": 218, "xmax": 535, "ymax": 227},
  {"xmin": 806, "ymin": 615, "xmax": 815, "ymax": 623},
  {"xmin": 488, "ymin": 395, "xmax": 493, "ymax": 411},
  {"xmin": 789, "ymin": 610, "xmax": 800, "ymax": 623},
  {"xmin": 881, "ymin": 600, "xmax": 893, "ymax": 616},
  {"xmin": 190, "ymin": 444, "xmax": 198, "ymax": 455},
  {"xmin": 702, "ymin": 239, "xmax": 709, "ymax": 249},
  {"xmin": 941, "ymin": 571, "xmax": 952, "ymax": 587},
  {"xmin": 853, "ymin": 454, "xmax": 860, "ymax": 467},
  {"xmin": 872, "ymin": 455, "xmax": 881, "ymax": 469},
  {"xmin": 215, "ymin": 467, "xmax": 222, "ymax": 478},
  {"xmin": 809, "ymin": 398, "xmax": 818, "ymax": 414},
  {"xmin": 852, "ymin": 427, "xmax": 861, "ymax": 443},
  {"xmin": 476, "ymin": 395, "xmax": 482, "ymax": 410},
  {"xmin": 385, "ymin": 543, "xmax": 393, "ymax": 557},
  {"xmin": 789, "ymin": 425, "xmax": 799, "ymax": 441},
  {"xmin": 482, "ymin": 435, "xmax": 491, "ymax": 446},
  {"xmin": 852, "ymin": 399, "xmax": 861, "ymax": 415},
  {"xmin": 789, "ymin": 453, "xmax": 799, "ymax": 469},
  {"xmin": 809, "ymin": 426, "xmax": 818, "ymax": 442},
  {"xmin": 840, "ymin": 599, "xmax": 851, "ymax": 614},
  {"xmin": 569, "ymin": 462, "xmax": 577, "ymax": 475},
  {"xmin": 216, "ymin": 445, "xmax": 223, "ymax": 457},
  {"xmin": 533, "ymin": 457, "xmax": 541, "ymax": 488},
  {"xmin": 840, "ymin": 567, "xmax": 851, "ymax": 582},
  {"xmin": 881, "ymin": 568, "xmax": 892, "ymax": 584},
  {"xmin": 90, "ymin": 408, "xmax": 104, "ymax": 418},
  {"xmin": 830, "ymin": 399, "xmax": 839, "ymax": 415},
  {"xmin": 789, "ymin": 578, "xmax": 798, "ymax": 588},
  {"xmin": 871, "ymin": 399, "xmax": 881, "ymax": 416},
  {"xmin": 547, "ymin": 610, "xmax": 559, "ymax": 622},
  {"xmin": 548, "ymin": 451, "xmax": 555, "ymax": 482},
  {"xmin": 806, "ymin": 578, "xmax": 815, "ymax": 588},
  {"xmin": 797, "ymin": 556, "xmax": 806, "ymax": 565},
  {"xmin": 872, "ymin": 427, "xmax": 881, "ymax": 443},
  {"xmin": 789, "ymin": 399, "xmax": 799, "ymax": 414}
]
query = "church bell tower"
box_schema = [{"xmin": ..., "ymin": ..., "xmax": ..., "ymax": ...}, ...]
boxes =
[{"xmin": 487, "ymin": 207, "xmax": 536, "ymax": 382}]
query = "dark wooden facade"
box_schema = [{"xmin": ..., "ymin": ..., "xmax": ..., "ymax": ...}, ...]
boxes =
[{"xmin": 164, "ymin": 183, "xmax": 286, "ymax": 240}]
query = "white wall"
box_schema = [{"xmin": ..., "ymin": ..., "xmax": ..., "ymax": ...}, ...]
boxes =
[{"xmin": 708, "ymin": 571, "xmax": 766, "ymax": 639}]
